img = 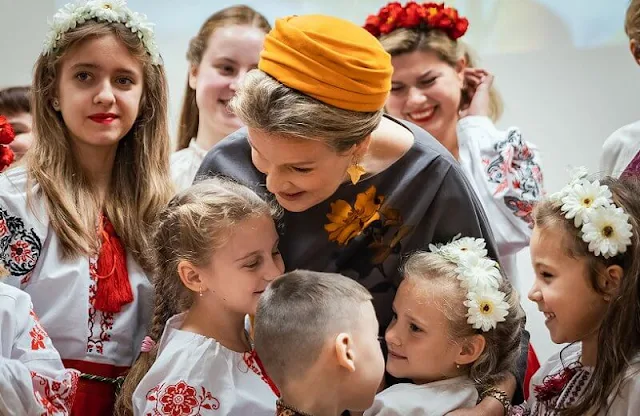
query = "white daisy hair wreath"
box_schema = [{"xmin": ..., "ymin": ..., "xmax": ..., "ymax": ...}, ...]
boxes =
[
  {"xmin": 429, "ymin": 235, "xmax": 510, "ymax": 332},
  {"xmin": 43, "ymin": 0, "xmax": 161, "ymax": 65},
  {"xmin": 549, "ymin": 167, "xmax": 633, "ymax": 259}
]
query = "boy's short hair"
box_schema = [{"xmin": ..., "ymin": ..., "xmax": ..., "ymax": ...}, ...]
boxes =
[
  {"xmin": 0, "ymin": 86, "xmax": 31, "ymax": 116},
  {"xmin": 254, "ymin": 270, "xmax": 373, "ymax": 387}
]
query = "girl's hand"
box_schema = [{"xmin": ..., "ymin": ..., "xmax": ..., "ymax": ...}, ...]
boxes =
[
  {"xmin": 446, "ymin": 372, "xmax": 516, "ymax": 416},
  {"xmin": 459, "ymin": 68, "xmax": 494, "ymax": 119}
]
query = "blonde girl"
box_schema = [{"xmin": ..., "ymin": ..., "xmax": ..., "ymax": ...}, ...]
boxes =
[
  {"xmin": 0, "ymin": 1, "xmax": 173, "ymax": 414},
  {"xmin": 116, "ymin": 178, "xmax": 283, "ymax": 416},
  {"xmin": 366, "ymin": 238, "xmax": 525, "ymax": 415}
]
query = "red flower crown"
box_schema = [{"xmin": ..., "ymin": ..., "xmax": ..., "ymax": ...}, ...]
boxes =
[
  {"xmin": 0, "ymin": 115, "xmax": 16, "ymax": 172},
  {"xmin": 364, "ymin": 2, "xmax": 469, "ymax": 41}
]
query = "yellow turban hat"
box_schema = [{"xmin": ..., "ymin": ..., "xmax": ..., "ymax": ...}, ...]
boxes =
[{"xmin": 258, "ymin": 15, "xmax": 393, "ymax": 112}]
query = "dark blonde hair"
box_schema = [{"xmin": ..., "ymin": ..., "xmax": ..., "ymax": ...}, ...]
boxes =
[
  {"xmin": 115, "ymin": 178, "xmax": 280, "ymax": 415},
  {"xmin": 176, "ymin": 6, "xmax": 271, "ymax": 150},
  {"xmin": 0, "ymin": 86, "xmax": 31, "ymax": 115},
  {"xmin": 29, "ymin": 20, "xmax": 173, "ymax": 271},
  {"xmin": 402, "ymin": 251, "xmax": 525, "ymax": 392},
  {"xmin": 626, "ymin": 0, "xmax": 640, "ymax": 42},
  {"xmin": 379, "ymin": 28, "xmax": 503, "ymax": 122},
  {"xmin": 533, "ymin": 176, "xmax": 640, "ymax": 415},
  {"xmin": 230, "ymin": 70, "xmax": 383, "ymax": 153},
  {"xmin": 254, "ymin": 270, "xmax": 373, "ymax": 388}
]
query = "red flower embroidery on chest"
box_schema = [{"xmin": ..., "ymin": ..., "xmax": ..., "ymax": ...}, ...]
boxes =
[
  {"xmin": 11, "ymin": 240, "xmax": 35, "ymax": 264},
  {"xmin": 28, "ymin": 308, "xmax": 48, "ymax": 350},
  {"xmin": 146, "ymin": 381, "xmax": 220, "ymax": 416}
]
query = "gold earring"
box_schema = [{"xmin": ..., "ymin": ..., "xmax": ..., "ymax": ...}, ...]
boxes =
[
  {"xmin": 52, "ymin": 98, "xmax": 60, "ymax": 111},
  {"xmin": 456, "ymin": 364, "xmax": 461, "ymax": 369},
  {"xmin": 346, "ymin": 163, "xmax": 366, "ymax": 185},
  {"xmin": 198, "ymin": 285, "xmax": 203, "ymax": 297}
]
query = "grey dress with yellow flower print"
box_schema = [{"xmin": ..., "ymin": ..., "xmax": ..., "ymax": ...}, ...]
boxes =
[{"xmin": 196, "ymin": 115, "xmax": 528, "ymax": 400}]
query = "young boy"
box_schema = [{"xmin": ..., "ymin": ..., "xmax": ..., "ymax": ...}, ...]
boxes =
[
  {"xmin": 0, "ymin": 86, "xmax": 32, "ymax": 164},
  {"xmin": 254, "ymin": 270, "xmax": 385, "ymax": 416}
]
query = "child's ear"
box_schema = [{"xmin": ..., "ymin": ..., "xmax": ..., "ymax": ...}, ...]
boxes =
[
  {"xmin": 599, "ymin": 265, "xmax": 624, "ymax": 302},
  {"xmin": 455, "ymin": 334, "xmax": 486, "ymax": 367},
  {"xmin": 335, "ymin": 333, "xmax": 356, "ymax": 372},
  {"xmin": 188, "ymin": 63, "xmax": 199, "ymax": 90},
  {"xmin": 177, "ymin": 260, "xmax": 205, "ymax": 294}
]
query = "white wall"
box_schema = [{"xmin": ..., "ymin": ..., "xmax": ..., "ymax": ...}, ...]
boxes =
[{"xmin": 2, "ymin": 0, "xmax": 639, "ymax": 363}]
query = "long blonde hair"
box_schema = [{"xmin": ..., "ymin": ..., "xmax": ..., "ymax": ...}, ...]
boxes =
[
  {"xmin": 29, "ymin": 20, "xmax": 173, "ymax": 271},
  {"xmin": 379, "ymin": 28, "xmax": 503, "ymax": 122},
  {"xmin": 176, "ymin": 6, "xmax": 271, "ymax": 150},
  {"xmin": 402, "ymin": 251, "xmax": 525, "ymax": 392},
  {"xmin": 114, "ymin": 178, "xmax": 280, "ymax": 415}
]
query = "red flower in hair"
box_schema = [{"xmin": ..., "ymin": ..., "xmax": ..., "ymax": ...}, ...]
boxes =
[
  {"xmin": 363, "ymin": 1, "xmax": 468, "ymax": 41},
  {"xmin": 364, "ymin": 15, "xmax": 383, "ymax": 37},
  {"xmin": 379, "ymin": 2, "xmax": 405, "ymax": 35},
  {"xmin": 451, "ymin": 17, "xmax": 469, "ymax": 40},
  {"xmin": 401, "ymin": 2, "xmax": 424, "ymax": 27},
  {"xmin": 0, "ymin": 115, "xmax": 15, "ymax": 145}
]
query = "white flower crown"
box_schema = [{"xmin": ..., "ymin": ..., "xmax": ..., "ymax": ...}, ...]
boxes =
[
  {"xmin": 549, "ymin": 167, "xmax": 633, "ymax": 259},
  {"xmin": 43, "ymin": 0, "xmax": 161, "ymax": 65},
  {"xmin": 428, "ymin": 235, "xmax": 510, "ymax": 332}
]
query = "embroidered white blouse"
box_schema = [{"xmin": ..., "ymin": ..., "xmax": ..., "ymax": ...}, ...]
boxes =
[
  {"xmin": 132, "ymin": 313, "xmax": 278, "ymax": 416},
  {"xmin": 170, "ymin": 139, "xmax": 208, "ymax": 192},
  {"xmin": 458, "ymin": 116, "xmax": 544, "ymax": 283},
  {"xmin": 522, "ymin": 343, "xmax": 640, "ymax": 415},
  {"xmin": 0, "ymin": 282, "xmax": 79, "ymax": 415},
  {"xmin": 600, "ymin": 120, "xmax": 640, "ymax": 178},
  {"xmin": 0, "ymin": 167, "xmax": 153, "ymax": 367},
  {"xmin": 364, "ymin": 376, "xmax": 478, "ymax": 416}
]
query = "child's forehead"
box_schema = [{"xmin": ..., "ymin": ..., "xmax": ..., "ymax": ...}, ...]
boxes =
[{"xmin": 399, "ymin": 276, "xmax": 452, "ymax": 300}]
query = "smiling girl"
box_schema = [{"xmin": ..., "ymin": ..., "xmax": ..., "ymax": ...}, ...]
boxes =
[
  {"xmin": 171, "ymin": 6, "xmax": 271, "ymax": 191},
  {"xmin": 0, "ymin": 1, "xmax": 173, "ymax": 414},
  {"xmin": 364, "ymin": 2, "xmax": 544, "ymax": 285},
  {"xmin": 523, "ymin": 171, "xmax": 640, "ymax": 414},
  {"xmin": 117, "ymin": 179, "xmax": 283, "ymax": 416}
]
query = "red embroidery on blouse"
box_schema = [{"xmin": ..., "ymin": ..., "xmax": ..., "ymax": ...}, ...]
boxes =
[
  {"xmin": 28, "ymin": 308, "xmax": 48, "ymax": 350},
  {"xmin": 145, "ymin": 381, "xmax": 220, "ymax": 416},
  {"xmin": 0, "ymin": 218, "xmax": 8, "ymax": 237},
  {"xmin": 87, "ymin": 258, "xmax": 114, "ymax": 355},
  {"xmin": 31, "ymin": 370, "xmax": 79, "ymax": 416},
  {"xmin": 11, "ymin": 240, "xmax": 36, "ymax": 264},
  {"xmin": 243, "ymin": 350, "xmax": 280, "ymax": 396}
]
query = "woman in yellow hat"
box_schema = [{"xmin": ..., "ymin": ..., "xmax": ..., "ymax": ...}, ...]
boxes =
[{"xmin": 197, "ymin": 14, "xmax": 526, "ymax": 415}]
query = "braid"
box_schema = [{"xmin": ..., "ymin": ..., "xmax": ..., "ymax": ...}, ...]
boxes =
[
  {"xmin": 113, "ymin": 267, "xmax": 187, "ymax": 416},
  {"xmin": 113, "ymin": 178, "xmax": 277, "ymax": 415}
]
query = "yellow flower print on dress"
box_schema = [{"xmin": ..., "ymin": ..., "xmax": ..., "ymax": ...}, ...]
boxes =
[{"xmin": 324, "ymin": 186, "xmax": 384, "ymax": 246}]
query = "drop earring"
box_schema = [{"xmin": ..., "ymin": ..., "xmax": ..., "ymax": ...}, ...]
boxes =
[
  {"xmin": 346, "ymin": 161, "xmax": 366, "ymax": 185},
  {"xmin": 198, "ymin": 285, "xmax": 203, "ymax": 297}
]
